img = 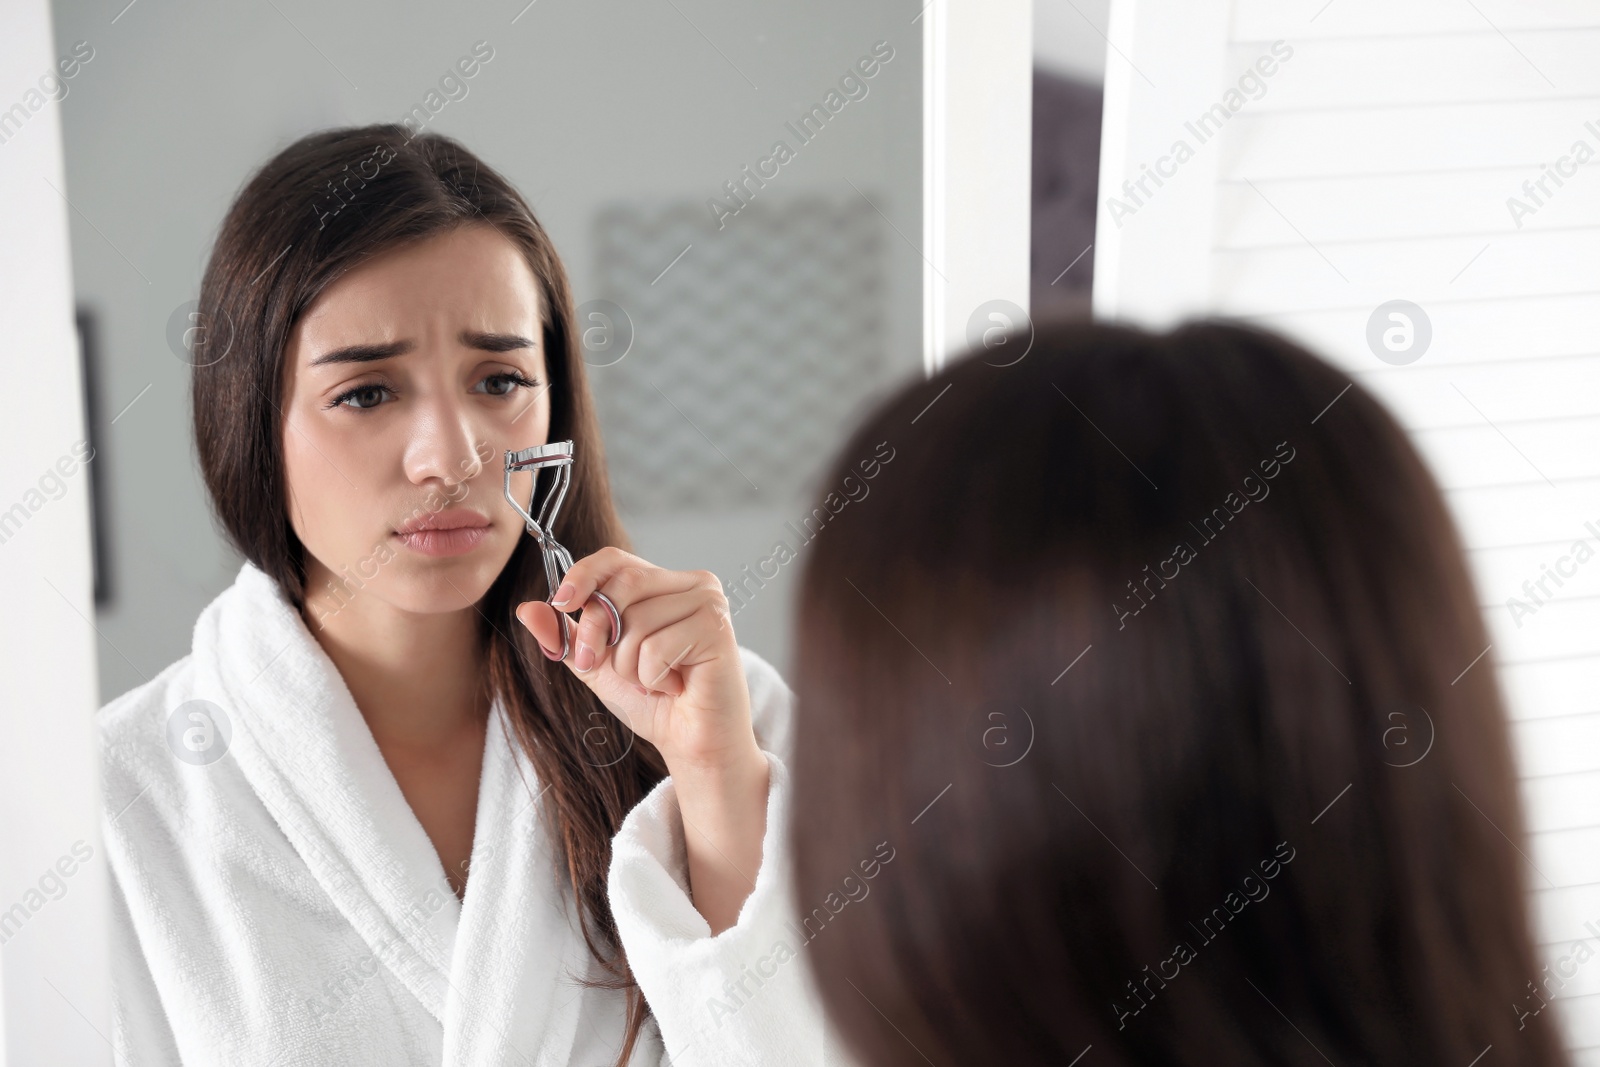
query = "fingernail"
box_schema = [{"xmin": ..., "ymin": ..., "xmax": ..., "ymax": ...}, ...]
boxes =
[
  {"xmin": 540, "ymin": 640, "xmax": 562, "ymax": 662},
  {"xmin": 551, "ymin": 583, "xmax": 575, "ymax": 608},
  {"xmin": 573, "ymin": 642, "xmax": 594, "ymax": 672}
]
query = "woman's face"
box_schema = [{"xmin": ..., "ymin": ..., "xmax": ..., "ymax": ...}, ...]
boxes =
[{"xmin": 280, "ymin": 223, "xmax": 551, "ymax": 621}]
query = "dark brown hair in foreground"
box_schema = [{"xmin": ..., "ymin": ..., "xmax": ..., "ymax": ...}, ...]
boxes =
[
  {"xmin": 190, "ymin": 125, "xmax": 664, "ymax": 1064},
  {"xmin": 790, "ymin": 320, "xmax": 1568, "ymax": 1066}
]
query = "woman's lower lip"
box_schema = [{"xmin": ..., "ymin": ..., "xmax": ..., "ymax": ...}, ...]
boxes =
[{"xmin": 393, "ymin": 526, "xmax": 491, "ymax": 557}]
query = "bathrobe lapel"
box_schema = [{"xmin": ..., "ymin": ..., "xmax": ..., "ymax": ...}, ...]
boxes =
[
  {"xmin": 193, "ymin": 564, "xmax": 463, "ymax": 1025},
  {"xmin": 441, "ymin": 704, "xmax": 590, "ymax": 1066},
  {"xmin": 192, "ymin": 563, "xmax": 585, "ymax": 1065}
]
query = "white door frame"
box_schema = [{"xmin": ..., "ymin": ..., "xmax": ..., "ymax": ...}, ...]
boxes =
[
  {"xmin": 0, "ymin": 2, "xmax": 112, "ymax": 1064},
  {"xmin": 922, "ymin": 0, "xmax": 1034, "ymax": 374}
]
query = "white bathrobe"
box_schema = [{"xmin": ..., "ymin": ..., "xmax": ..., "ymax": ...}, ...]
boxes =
[{"xmin": 97, "ymin": 561, "xmax": 850, "ymax": 1066}]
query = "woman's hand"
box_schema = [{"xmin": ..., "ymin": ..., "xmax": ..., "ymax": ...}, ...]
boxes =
[
  {"xmin": 515, "ymin": 547, "xmax": 770, "ymax": 933},
  {"xmin": 513, "ymin": 546, "xmax": 759, "ymax": 773}
]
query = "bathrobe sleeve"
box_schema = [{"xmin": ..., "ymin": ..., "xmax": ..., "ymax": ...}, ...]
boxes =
[{"xmin": 607, "ymin": 646, "xmax": 853, "ymax": 1067}]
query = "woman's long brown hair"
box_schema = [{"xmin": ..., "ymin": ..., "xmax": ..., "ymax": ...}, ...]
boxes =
[
  {"xmin": 191, "ymin": 125, "xmax": 666, "ymax": 1064},
  {"xmin": 790, "ymin": 319, "xmax": 1571, "ymax": 1066}
]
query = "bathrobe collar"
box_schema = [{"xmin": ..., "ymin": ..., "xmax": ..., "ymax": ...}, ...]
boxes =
[{"xmin": 193, "ymin": 561, "xmax": 594, "ymax": 1063}]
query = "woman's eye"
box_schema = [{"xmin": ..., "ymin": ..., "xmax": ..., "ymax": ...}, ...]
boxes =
[
  {"xmin": 332, "ymin": 384, "xmax": 391, "ymax": 410},
  {"xmin": 477, "ymin": 373, "xmax": 538, "ymax": 397},
  {"xmin": 328, "ymin": 374, "xmax": 535, "ymax": 410}
]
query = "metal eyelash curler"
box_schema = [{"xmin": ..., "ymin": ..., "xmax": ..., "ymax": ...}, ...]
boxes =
[{"xmin": 503, "ymin": 440, "xmax": 622, "ymax": 661}]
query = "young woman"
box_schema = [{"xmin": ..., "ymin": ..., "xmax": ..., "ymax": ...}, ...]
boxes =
[
  {"xmin": 788, "ymin": 321, "xmax": 1573, "ymax": 1066},
  {"xmin": 97, "ymin": 126, "xmax": 836, "ymax": 1065}
]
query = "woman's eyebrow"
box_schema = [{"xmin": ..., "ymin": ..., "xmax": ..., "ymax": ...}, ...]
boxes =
[
  {"xmin": 309, "ymin": 331, "xmax": 534, "ymax": 367},
  {"xmin": 310, "ymin": 340, "xmax": 412, "ymax": 366},
  {"xmin": 461, "ymin": 330, "xmax": 537, "ymax": 353}
]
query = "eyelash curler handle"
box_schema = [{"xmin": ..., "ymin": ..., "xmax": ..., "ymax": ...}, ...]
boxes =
[{"xmin": 502, "ymin": 440, "xmax": 622, "ymax": 661}]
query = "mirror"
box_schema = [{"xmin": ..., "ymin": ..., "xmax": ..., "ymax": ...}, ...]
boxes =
[{"xmin": 55, "ymin": 0, "xmax": 926, "ymax": 699}]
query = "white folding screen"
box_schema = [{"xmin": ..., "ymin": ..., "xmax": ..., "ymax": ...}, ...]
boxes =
[{"xmin": 1097, "ymin": 1, "xmax": 1600, "ymax": 1059}]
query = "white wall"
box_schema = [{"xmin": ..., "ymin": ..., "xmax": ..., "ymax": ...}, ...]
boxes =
[{"xmin": 0, "ymin": 1, "xmax": 111, "ymax": 1062}]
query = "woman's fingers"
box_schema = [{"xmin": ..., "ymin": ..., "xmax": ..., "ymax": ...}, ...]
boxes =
[
  {"xmin": 635, "ymin": 603, "xmax": 729, "ymax": 695},
  {"xmin": 516, "ymin": 557, "xmax": 751, "ymax": 772},
  {"xmin": 518, "ymin": 570, "xmax": 727, "ymax": 695},
  {"xmin": 562, "ymin": 554, "xmax": 713, "ymax": 669},
  {"xmin": 517, "ymin": 596, "xmax": 633, "ymax": 677},
  {"xmin": 550, "ymin": 547, "xmax": 700, "ymax": 620},
  {"xmin": 547, "ymin": 545, "xmax": 634, "ymax": 609},
  {"xmin": 514, "ymin": 600, "xmax": 566, "ymax": 660},
  {"xmin": 601, "ymin": 588, "xmax": 712, "ymax": 692},
  {"xmin": 565, "ymin": 590, "xmax": 624, "ymax": 671},
  {"xmin": 570, "ymin": 582, "xmax": 712, "ymax": 687}
]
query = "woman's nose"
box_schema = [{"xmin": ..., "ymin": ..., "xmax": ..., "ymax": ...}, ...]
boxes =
[{"xmin": 402, "ymin": 396, "xmax": 488, "ymax": 487}]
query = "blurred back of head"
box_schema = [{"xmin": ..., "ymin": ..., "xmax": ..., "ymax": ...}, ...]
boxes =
[{"xmin": 789, "ymin": 320, "xmax": 1568, "ymax": 1067}]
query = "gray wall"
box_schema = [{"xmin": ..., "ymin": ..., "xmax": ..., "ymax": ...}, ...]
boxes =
[
  {"xmin": 53, "ymin": 0, "xmax": 924, "ymax": 702},
  {"xmin": 1035, "ymin": 0, "xmax": 1111, "ymax": 82}
]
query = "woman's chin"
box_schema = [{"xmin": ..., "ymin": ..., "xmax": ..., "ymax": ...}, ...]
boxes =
[
  {"xmin": 388, "ymin": 543, "xmax": 517, "ymax": 607},
  {"xmin": 301, "ymin": 532, "xmax": 519, "ymax": 622}
]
